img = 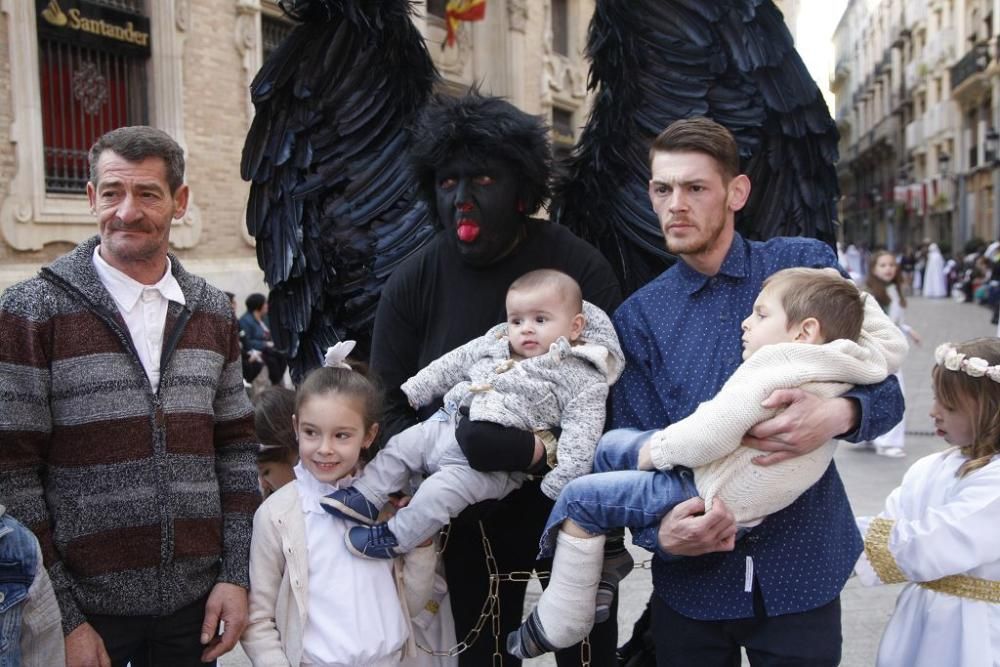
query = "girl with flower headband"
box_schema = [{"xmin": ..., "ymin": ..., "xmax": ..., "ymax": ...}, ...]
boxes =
[
  {"xmin": 241, "ymin": 343, "xmax": 449, "ymax": 666},
  {"xmin": 854, "ymin": 338, "xmax": 1000, "ymax": 667}
]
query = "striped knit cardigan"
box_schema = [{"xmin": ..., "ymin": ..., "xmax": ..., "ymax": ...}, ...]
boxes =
[{"xmin": 0, "ymin": 236, "xmax": 261, "ymax": 634}]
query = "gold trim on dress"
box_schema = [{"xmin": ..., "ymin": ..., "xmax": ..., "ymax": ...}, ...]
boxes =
[
  {"xmin": 865, "ymin": 517, "xmax": 1000, "ymax": 602},
  {"xmin": 864, "ymin": 517, "xmax": 907, "ymax": 584},
  {"xmin": 918, "ymin": 575, "xmax": 1000, "ymax": 603}
]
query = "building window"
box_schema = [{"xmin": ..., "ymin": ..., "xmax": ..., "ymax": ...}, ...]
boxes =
[
  {"xmin": 427, "ymin": 0, "xmax": 447, "ymax": 19},
  {"xmin": 262, "ymin": 13, "xmax": 294, "ymax": 62},
  {"xmin": 552, "ymin": 107, "xmax": 575, "ymax": 176},
  {"xmin": 551, "ymin": 0, "xmax": 569, "ymax": 56},
  {"xmin": 37, "ymin": 1, "xmax": 150, "ymax": 193}
]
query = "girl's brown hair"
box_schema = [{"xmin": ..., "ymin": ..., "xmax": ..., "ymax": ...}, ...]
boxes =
[
  {"xmin": 865, "ymin": 250, "xmax": 906, "ymax": 311},
  {"xmin": 932, "ymin": 338, "xmax": 1000, "ymax": 477},
  {"xmin": 295, "ymin": 361, "xmax": 383, "ymax": 461},
  {"xmin": 253, "ymin": 387, "xmax": 298, "ymax": 465}
]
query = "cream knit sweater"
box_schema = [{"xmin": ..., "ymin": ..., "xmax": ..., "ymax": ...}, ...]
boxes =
[{"xmin": 649, "ymin": 295, "xmax": 907, "ymax": 526}]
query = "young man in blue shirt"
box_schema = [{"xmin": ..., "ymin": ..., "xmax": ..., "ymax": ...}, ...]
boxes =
[{"xmin": 612, "ymin": 117, "xmax": 903, "ymax": 665}]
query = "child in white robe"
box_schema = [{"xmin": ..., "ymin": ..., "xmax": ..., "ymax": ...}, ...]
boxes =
[{"xmin": 855, "ymin": 338, "xmax": 1000, "ymax": 667}]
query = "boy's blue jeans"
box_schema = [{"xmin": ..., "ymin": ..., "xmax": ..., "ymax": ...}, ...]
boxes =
[
  {"xmin": 538, "ymin": 428, "xmax": 698, "ymax": 556},
  {"xmin": 0, "ymin": 505, "xmax": 64, "ymax": 667}
]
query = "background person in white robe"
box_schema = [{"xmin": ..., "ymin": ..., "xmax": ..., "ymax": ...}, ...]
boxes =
[
  {"xmin": 854, "ymin": 338, "xmax": 1000, "ymax": 667},
  {"xmin": 921, "ymin": 243, "xmax": 948, "ymax": 297},
  {"xmin": 862, "ymin": 251, "xmax": 922, "ymax": 457}
]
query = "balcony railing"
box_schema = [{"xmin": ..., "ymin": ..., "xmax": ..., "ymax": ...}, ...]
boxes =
[
  {"xmin": 873, "ymin": 115, "xmax": 899, "ymax": 146},
  {"xmin": 950, "ymin": 42, "xmax": 989, "ymax": 90},
  {"xmin": 905, "ymin": 117, "xmax": 925, "ymax": 150}
]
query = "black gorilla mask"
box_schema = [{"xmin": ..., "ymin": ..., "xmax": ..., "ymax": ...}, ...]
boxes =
[{"xmin": 434, "ymin": 156, "xmax": 525, "ymax": 266}]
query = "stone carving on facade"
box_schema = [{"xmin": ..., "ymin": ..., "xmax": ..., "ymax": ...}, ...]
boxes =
[
  {"xmin": 508, "ymin": 0, "xmax": 528, "ymax": 33},
  {"xmin": 236, "ymin": 0, "xmax": 260, "ymax": 58},
  {"xmin": 541, "ymin": 0, "xmax": 587, "ymax": 102},
  {"xmin": 235, "ymin": 0, "xmax": 264, "ymax": 248},
  {"xmin": 175, "ymin": 0, "xmax": 190, "ymax": 32},
  {"xmin": 72, "ymin": 61, "xmax": 110, "ymax": 115},
  {"xmin": 545, "ymin": 55, "xmax": 587, "ymax": 99}
]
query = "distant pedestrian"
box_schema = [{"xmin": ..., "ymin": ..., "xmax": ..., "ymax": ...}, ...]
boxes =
[
  {"xmin": 845, "ymin": 242, "xmax": 864, "ymax": 281},
  {"xmin": 898, "ymin": 246, "xmax": 916, "ymax": 295},
  {"xmin": 241, "ymin": 350, "xmax": 443, "ymax": 666},
  {"xmin": 922, "ymin": 243, "xmax": 947, "ymax": 297},
  {"xmin": 240, "ymin": 293, "xmax": 288, "ymax": 387},
  {"xmin": 854, "ymin": 338, "xmax": 1000, "ymax": 667},
  {"xmin": 864, "ymin": 251, "xmax": 922, "ymax": 457}
]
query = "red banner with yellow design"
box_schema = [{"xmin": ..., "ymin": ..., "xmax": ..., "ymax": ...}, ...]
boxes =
[{"xmin": 445, "ymin": 0, "xmax": 485, "ymax": 47}]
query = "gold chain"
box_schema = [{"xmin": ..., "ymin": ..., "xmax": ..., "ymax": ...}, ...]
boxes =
[{"xmin": 415, "ymin": 521, "xmax": 597, "ymax": 666}]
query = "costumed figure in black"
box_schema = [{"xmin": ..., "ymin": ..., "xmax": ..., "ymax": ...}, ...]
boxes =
[{"xmin": 368, "ymin": 92, "xmax": 623, "ymax": 666}]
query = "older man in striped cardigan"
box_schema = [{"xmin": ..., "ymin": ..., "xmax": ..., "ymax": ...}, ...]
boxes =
[{"xmin": 0, "ymin": 126, "xmax": 260, "ymax": 667}]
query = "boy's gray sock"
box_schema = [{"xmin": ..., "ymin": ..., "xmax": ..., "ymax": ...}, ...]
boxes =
[{"xmin": 596, "ymin": 533, "xmax": 634, "ymax": 623}]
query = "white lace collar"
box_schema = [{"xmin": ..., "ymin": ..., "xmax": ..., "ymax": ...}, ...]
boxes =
[{"xmin": 294, "ymin": 462, "xmax": 360, "ymax": 515}]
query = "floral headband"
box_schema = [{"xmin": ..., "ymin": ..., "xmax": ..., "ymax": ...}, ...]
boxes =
[{"xmin": 935, "ymin": 343, "xmax": 1000, "ymax": 383}]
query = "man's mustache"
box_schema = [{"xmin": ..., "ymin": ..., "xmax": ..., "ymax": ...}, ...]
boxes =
[{"xmin": 107, "ymin": 219, "xmax": 152, "ymax": 232}]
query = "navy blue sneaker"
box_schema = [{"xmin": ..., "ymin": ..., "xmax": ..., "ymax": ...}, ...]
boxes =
[
  {"xmin": 320, "ymin": 487, "xmax": 380, "ymax": 525},
  {"xmin": 346, "ymin": 523, "xmax": 403, "ymax": 560}
]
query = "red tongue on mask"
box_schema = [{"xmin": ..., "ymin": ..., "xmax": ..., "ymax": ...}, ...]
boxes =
[{"xmin": 457, "ymin": 221, "xmax": 480, "ymax": 242}]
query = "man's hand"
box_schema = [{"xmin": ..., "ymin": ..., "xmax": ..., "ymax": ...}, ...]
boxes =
[
  {"xmin": 742, "ymin": 390, "xmax": 857, "ymax": 466},
  {"xmin": 200, "ymin": 582, "xmax": 249, "ymax": 662},
  {"xmin": 65, "ymin": 622, "xmax": 111, "ymax": 667},
  {"xmin": 637, "ymin": 440, "xmax": 655, "ymax": 470},
  {"xmin": 658, "ymin": 497, "xmax": 736, "ymax": 556}
]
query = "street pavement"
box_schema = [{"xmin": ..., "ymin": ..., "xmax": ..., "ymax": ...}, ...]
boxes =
[{"xmin": 222, "ymin": 294, "xmax": 994, "ymax": 667}]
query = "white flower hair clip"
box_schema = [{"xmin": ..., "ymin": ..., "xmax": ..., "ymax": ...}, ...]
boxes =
[
  {"xmin": 934, "ymin": 343, "xmax": 1000, "ymax": 383},
  {"xmin": 324, "ymin": 340, "xmax": 357, "ymax": 369}
]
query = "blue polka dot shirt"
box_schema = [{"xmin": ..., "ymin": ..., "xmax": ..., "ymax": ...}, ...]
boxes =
[{"xmin": 610, "ymin": 233, "xmax": 903, "ymax": 620}]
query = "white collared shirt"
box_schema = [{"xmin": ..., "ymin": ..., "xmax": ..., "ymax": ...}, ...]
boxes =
[
  {"xmin": 294, "ymin": 464, "xmax": 408, "ymax": 666},
  {"xmin": 92, "ymin": 246, "xmax": 185, "ymax": 392}
]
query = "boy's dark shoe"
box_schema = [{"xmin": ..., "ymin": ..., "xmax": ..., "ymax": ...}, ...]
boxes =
[{"xmin": 320, "ymin": 487, "xmax": 380, "ymax": 525}]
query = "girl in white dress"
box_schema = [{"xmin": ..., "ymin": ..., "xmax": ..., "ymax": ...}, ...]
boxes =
[
  {"xmin": 864, "ymin": 251, "xmax": 922, "ymax": 457},
  {"xmin": 241, "ymin": 344, "xmax": 444, "ymax": 667},
  {"xmin": 855, "ymin": 338, "xmax": 1000, "ymax": 667}
]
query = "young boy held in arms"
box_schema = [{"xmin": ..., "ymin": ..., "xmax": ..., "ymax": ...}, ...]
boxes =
[{"xmin": 509, "ymin": 267, "xmax": 908, "ymax": 658}]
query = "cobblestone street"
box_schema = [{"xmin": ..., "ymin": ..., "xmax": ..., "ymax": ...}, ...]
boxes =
[{"xmin": 224, "ymin": 294, "xmax": 995, "ymax": 667}]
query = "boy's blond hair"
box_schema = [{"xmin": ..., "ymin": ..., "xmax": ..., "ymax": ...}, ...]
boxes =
[{"xmin": 762, "ymin": 268, "xmax": 864, "ymax": 343}]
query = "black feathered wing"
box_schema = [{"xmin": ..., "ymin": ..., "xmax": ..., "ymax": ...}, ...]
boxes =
[
  {"xmin": 241, "ymin": 0, "xmax": 438, "ymax": 379},
  {"xmin": 554, "ymin": 0, "xmax": 840, "ymax": 296}
]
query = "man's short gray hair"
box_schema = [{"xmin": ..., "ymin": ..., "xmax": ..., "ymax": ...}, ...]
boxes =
[{"xmin": 88, "ymin": 126, "xmax": 185, "ymax": 193}]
